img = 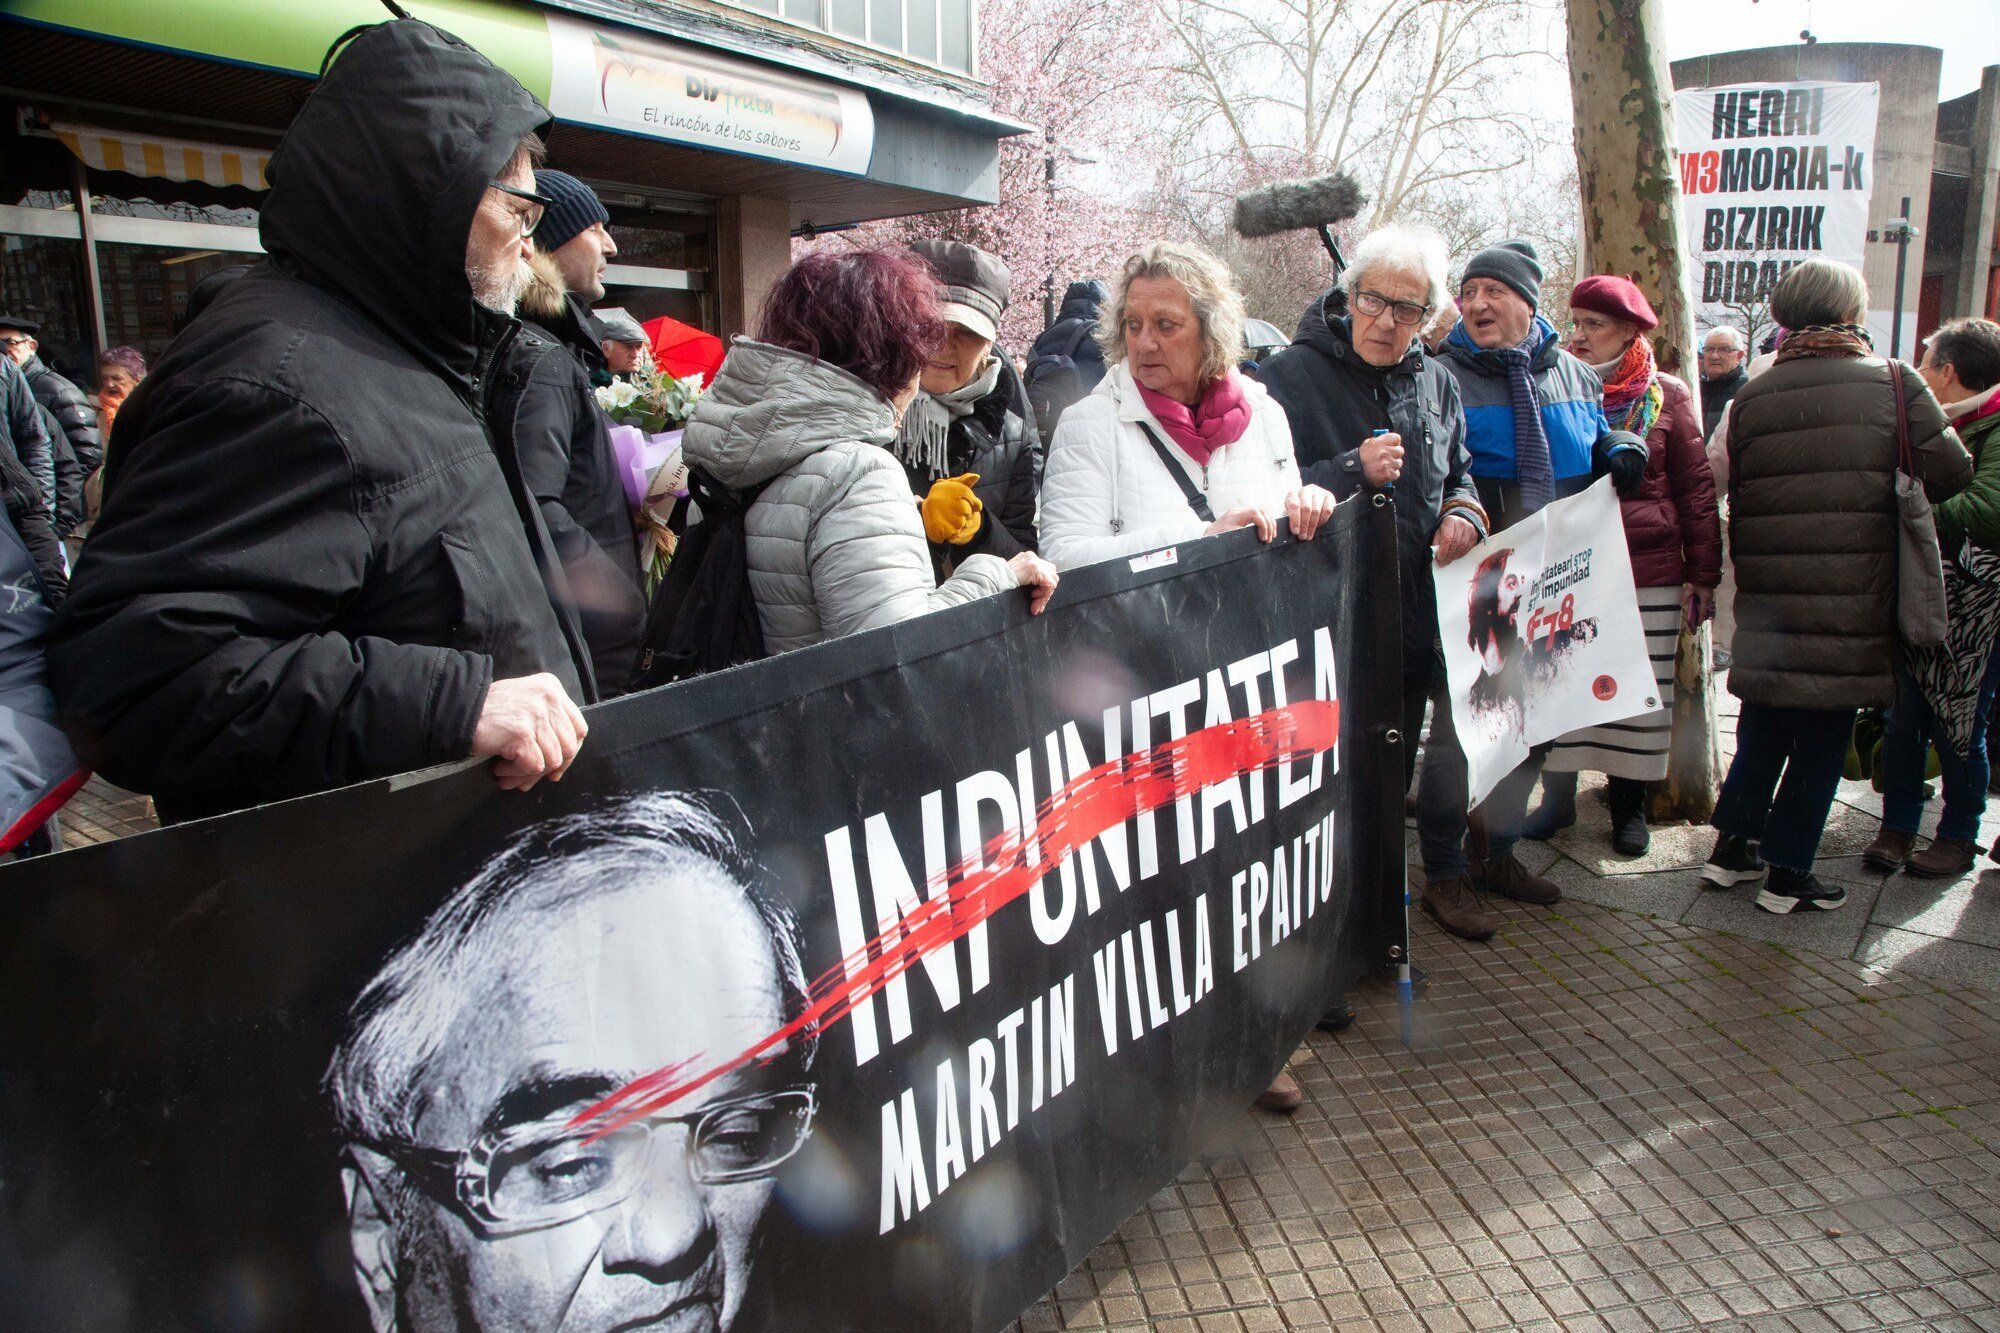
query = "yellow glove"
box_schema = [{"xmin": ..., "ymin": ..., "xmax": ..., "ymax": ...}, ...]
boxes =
[{"xmin": 921, "ymin": 473, "xmax": 984, "ymax": 545}]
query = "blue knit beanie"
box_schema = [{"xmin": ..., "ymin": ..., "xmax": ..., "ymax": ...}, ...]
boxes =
[{"xmin": 534, "ymin": 170, "xmax": 610, "ymax": 255}]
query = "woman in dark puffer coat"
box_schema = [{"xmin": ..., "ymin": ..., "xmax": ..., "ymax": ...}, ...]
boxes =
[
  {"xmin": 1527, "ymin": 276, "xmax": 1721, "ymax": 856},
  {"xmin": 1699, "ymin": 260, "xmax": 1970, "ymax": 915}
]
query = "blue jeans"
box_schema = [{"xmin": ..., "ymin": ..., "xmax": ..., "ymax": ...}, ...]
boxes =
[
  {"xmin": 1712, "ymin": 702, "xmax": 1858, "ymax": 873},
  {"xmin": 1416, "ymin": 675, "xmax": 1542, "ymax": 879},
  {"xmin": 1882, "ymin": 642, "xmax": 2000, "ymax": 842}
]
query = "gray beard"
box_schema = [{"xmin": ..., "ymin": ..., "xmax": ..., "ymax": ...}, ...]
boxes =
[{"xmin": 466, "ymin": 255, "xmax": 531, "ymax": 316}]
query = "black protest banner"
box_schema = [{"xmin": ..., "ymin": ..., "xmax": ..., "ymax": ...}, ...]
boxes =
[{"xmin": 0, "ymin": 495, "xmax": 1404, "ymax": 1333}]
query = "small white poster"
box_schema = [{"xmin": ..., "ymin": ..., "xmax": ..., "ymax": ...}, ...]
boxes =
[
  {"xmin": 1434, "ymin": 479, "xmax": 1659, "ymax": 806},
  {"xmin": 1673, "ymin": 80, "xmax": 1879, "ymax": 340}
]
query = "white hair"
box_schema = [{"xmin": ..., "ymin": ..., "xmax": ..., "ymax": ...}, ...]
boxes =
[
  {"xmin": 326, "ymin": 792, "xmax": 813, "ymax": 1145},
  {"xmin": 1702, "ymin": 326, "xmax": 1746, "ymax": 352},
  {"xmin": 1338, "ymin": 225, "xmax": 1451, "ymax": 309}
]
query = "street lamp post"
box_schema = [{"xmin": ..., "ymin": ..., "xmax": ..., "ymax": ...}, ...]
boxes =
[{"xmin": 1884, "ymin": 195, "xmax": 1919, "ymax": 360}]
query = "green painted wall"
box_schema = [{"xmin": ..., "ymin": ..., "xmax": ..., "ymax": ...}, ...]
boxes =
[{"xmin": 6, "ymin": 0, "xmax": 554, "ymax": 98}]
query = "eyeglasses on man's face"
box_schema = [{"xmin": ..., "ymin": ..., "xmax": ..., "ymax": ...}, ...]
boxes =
[
  {"xmin": 0, "ymin": 335, "xmax": 33, "ymax": 351},
  {"xmin": 487, "ymin": 179, "xmax": 553, "ymax": 239},
  {"xmin": 1351, "ymin": 289, "xmax": 1431, "ymax": 327},
  {"xmin": 358, "ymin": 1088, "xmax": 817, "ymax": 1237}
]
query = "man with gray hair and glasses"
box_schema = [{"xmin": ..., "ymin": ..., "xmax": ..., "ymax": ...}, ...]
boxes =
[
  {"xmin": 327, "ymin": 792, "xmax": 817, "ymax": 1333},
  {"xmin": 1698, "ymin": 325, "xmax": 1749, "ymax": 438},
  {"xmin": 1260, "ymin": 225, "xmax": 1496, "ymax": 944}
]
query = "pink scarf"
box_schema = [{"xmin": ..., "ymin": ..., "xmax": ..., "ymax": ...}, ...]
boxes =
[{"xmin": 1137, "ymin": 371, "xmax": 1252, "ymax": 465}]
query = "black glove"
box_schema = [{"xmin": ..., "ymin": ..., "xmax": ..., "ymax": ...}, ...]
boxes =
[{"xmin": 1603, "ymin": 445, "xmax": 1644, "ymax": 499}]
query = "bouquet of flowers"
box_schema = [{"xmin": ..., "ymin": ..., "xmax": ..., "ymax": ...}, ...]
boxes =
[{"xmin": 594, "ymin": 348, "xmax": 702, "ymax": 598}]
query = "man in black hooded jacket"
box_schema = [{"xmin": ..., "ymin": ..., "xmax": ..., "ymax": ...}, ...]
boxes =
[
  {"xmin": 48, "ymin": 19, "xmax": 592, "ymax": 822},
  {"xmin": 1260, "ymin": 231, "xmax": 1501, "ymax": 944}
]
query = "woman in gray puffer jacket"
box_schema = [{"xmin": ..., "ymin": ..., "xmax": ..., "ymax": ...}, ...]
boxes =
[{"xmin": 682, "ymin": 250, "xmax": 1058, "ymax": 654}]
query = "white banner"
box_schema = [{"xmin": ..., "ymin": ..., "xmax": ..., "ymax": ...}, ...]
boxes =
[
  {"xmin": 1674, "ymin": 81, "xmax": 1878, "ymax": 339},
  {"xmin": 1434, "ymin": 480, "xmax": 1659, "ymax": 807},
  {"xmin": 547, "ymin": 14, "xmax": 875, "ymax": 175}
]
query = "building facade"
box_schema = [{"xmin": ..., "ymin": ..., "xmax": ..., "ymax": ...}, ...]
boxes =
[
  {"xmin": 1671, "ymin": 43, "xmax": 2000, "ymax": 358},
  {"xmin": 0, "ymin": 0, "xmax": 1025, "ymax": 386}
]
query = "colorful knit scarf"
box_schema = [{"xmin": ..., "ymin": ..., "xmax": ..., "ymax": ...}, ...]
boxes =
[
  {"xmin": 1773, "ymin": 323, "xmax": 1873, "ymax": 364},
  {"xmin": 1598, "ymin": 335, "xmax": 1662, "ymax": 437}
]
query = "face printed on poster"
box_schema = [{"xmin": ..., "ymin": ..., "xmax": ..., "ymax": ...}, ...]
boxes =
[
  {"xmin": 327, "ymin": 795, "xmax": 814, "ymax": 1333},
  {"xmin": 1434, "ymin": 478, "xmax": 1659, "ymax": 805}
]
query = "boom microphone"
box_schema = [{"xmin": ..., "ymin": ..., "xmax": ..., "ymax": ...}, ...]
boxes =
[{"xmin": 1231, "ymin": 172, "xmax": 1368, "ymax": 273}]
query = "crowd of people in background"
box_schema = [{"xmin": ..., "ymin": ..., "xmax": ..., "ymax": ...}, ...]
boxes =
[{"xmin": 3, "ymin": 16, "xmax": 1999, "ymax": 1103}]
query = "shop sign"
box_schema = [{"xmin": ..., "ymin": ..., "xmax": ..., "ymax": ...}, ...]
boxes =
[{"xmin": 548, "ymin": 13, "xmax": 875, "ymax": 175}]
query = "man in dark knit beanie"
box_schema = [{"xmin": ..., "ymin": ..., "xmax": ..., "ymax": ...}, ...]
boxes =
[
  {"xmin": 535, "ymin": 169, "xmax": 617, "ymax": 305},
  {"xmin": 1460, "ymin": 239, "xmax": 1543, "ymax": 311}
]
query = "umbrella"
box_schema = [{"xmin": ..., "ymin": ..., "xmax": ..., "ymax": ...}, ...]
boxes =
[
  {"xmin": 1243, "ymin": 318, "xmax": 1289, "ymax": 351},
  {"xmin": 642, "ymin": 315, "xmax": 726, "ymax": 387}
]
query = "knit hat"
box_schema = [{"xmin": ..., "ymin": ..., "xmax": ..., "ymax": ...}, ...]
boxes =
[
  {"xmin": 533, "ymin": 169, "xmax": 610, "ymax": 255},
  {"xmin": 1461, "ymin": 239, "xmax": 1544, "ymax": 310},
  {"xmin": 910, "ymin": 238, "xmax": 1010, "ymax": 344},
  {"xmin": 1570, "ymin": 275, "xmax": 1659, "ymax": 332}
]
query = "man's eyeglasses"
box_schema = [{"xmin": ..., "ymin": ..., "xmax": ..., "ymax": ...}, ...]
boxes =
[
  {"xmin": 356, "ymin": 1088, "xmax": 816, "ymax": 1236},
  {"xmin": 0, "ymin": 336, "xmax": 32, "ymax": 351},
  {"xmin": 487, "ymin": 179, "xmax": 552, "ymax": 239},
  {"xmin": 1351, "ymin": 289, "xmax": 1432, "ymax": 327}
]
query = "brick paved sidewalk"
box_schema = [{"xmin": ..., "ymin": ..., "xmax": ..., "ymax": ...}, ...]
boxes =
[{"xmin": 1015, "ymin": 891, "xmax": 2000, "ymax": 1332}]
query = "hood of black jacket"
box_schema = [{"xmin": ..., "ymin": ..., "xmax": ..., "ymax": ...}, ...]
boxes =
[
  {"xmin": 258, "ymin": 19, "xmax": 550, "ymax": 396},
  {"xmin": 1058, "ymin": 280, "xmax": 1109, "ymax": 321},
  {"xmin": 1290, "ymin": 287, "xmax": 1424, "ymax": 378}
]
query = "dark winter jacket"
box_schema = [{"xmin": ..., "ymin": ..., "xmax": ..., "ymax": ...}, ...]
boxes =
[
  {"xmin": 499, "ymin": 257, "xmax": 646, "ymax": 694},
  {"xmin": 1437, "ymin": 317, "xmax": 1646, "ymax": 531},
  {"xmin": 539, "ymin": 290, "xmax": 613, "ymax": 387},
  {"xmin": 1700, "ymin": 364, "xmax": 1747, "ymax": 437},
  {"xmin": 1259, "ymin": 289, "xmax": 1487, "ymax": 671},
  {"xmin": 21, "ymin": 354, "xmax": 100, "ymax": 531},
  {"xmin": 0, "ymin": 358, "xmax": 53, "ymax": 526},
  {"xmin": 1618, "ymin": 372, "xmax": 1722, "ymax": 589},
  {"xmin": 1725, "ymin": 354, "xmax": 1971, "ymax": 710},
  {"xmin": 904, "ymin": 354, "xmax": 1042, "ymax": 572},
  {"xmin": 0, "ymin": 438, "xmax": 65, "ymax": 609},
  {"xmin": 48, "ymin": 19, "xmax": 586, "ymax": 822},
  {"xmin": 1025, "ymin": 280, "xmax": 1109, "ymax": 435}
]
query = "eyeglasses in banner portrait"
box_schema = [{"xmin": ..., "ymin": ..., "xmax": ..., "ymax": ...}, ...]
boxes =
[
  {"xmin": 1433, "ymin": 478, "xmax": 1658, "ymax": 806},
  {"xmin": 0, "ymin": 501, "xmax": 1406, "ymax": 1333}
]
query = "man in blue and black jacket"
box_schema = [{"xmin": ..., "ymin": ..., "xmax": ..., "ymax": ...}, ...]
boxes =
[{"xmin": 1432, "ymin": 238, "xmax": 1646, "ymax": 917}]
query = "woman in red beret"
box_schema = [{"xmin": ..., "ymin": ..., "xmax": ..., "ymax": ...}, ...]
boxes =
[{"xmin": 1523, "ymin": 276, "xmax": 1722, "ymax": 855}]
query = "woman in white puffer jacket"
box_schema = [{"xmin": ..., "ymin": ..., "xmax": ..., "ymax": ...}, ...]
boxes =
[{"xmin": 1041, "ymin": 242, "xmax": 1337, "ymax": 570}]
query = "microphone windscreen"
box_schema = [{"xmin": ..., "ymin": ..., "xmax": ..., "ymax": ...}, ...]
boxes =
[{"xmin": 1232, "ymin": 174, "xmax": 1367, "ymax": 238}]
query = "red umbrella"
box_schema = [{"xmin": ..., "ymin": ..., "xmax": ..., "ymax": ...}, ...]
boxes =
[{"xmin": 643, "ymin": 315, "xmax": 726, "ymax": 387}]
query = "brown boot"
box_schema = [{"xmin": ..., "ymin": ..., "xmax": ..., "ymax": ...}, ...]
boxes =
[
  {"xmin": 1862, "ymin": 826, "xmax": 1915, "ymax": 873},
  {"xmin": 1476, "ymin": 849, "xmax": 1562, "ymax": 905},
  {"xmin": 1906, "ymin": 837, "xmax": 1978, "ymax": 879},
  {"xmin": 1420, "ymin": 873, "xmax": 1500, "ymax": 941},
  {"xmin": 1255, "ymin": 1067, "xmax": 1304, "ymax": 1112}
]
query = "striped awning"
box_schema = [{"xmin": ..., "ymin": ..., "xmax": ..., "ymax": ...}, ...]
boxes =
[{"xmin": 51, "ymin": 120, "xmax": 270, "ymax": 191}]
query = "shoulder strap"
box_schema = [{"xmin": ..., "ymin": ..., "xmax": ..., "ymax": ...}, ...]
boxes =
[
  {"xmin": 1136, "ymin": 421, "xmax": 1214, "ymax": 523},
  {"xmin": 1061, "ymin": 319, "xmax": 1094, "ymax": 362},
  {"xmin": 1888, "ymin": 359, "xmax": 1913, "ymax": 476}
]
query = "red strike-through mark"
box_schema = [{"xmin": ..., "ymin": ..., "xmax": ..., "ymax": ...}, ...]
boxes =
[{"xmin": 570, "ymin": 700, "xmax": 1340, "ymax": 1140}]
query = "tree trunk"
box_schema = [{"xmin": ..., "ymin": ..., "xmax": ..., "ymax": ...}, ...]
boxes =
[{"xmin": 1565, "ymin": 0, "xmax": 1720, "ymax": 821}]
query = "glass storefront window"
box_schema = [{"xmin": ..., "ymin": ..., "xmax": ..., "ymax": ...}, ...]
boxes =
[
  {"xmin": 94, "ymin": 244, "xmax": 250, "ymax": 368},
  {"xmin": 0, "ymin": 232, "xmax": 91, "ymax": 385}
]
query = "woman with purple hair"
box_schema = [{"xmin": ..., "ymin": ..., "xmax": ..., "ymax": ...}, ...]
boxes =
[{"xmin": 680, "ymin": 248, "xmax": 1058, "ymax": 654}]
